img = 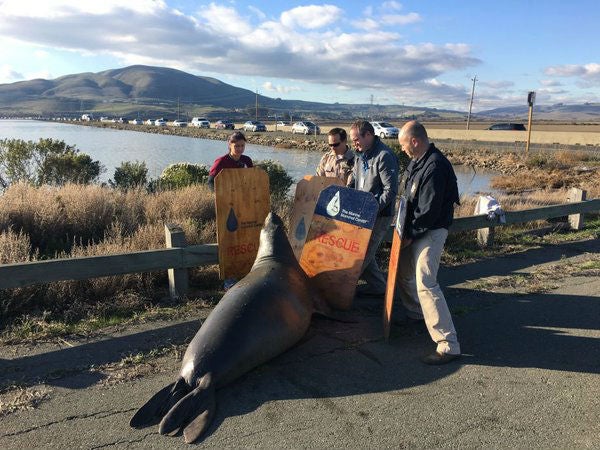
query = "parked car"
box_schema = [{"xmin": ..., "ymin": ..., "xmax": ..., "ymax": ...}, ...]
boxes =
[
  {"xmin": 291, "ymin": 121, "xmax": 320, "ymax": 135},
  {"xmin": 276, "ymin": 121, "xmax": 287, "ymax": 127},
  {"xmin": 144, "ymin": 119, "xmax": 154, "ymax": 125},
  {"xmin": 191, "ymin": 117, "xmax": 210, "ymax": 128},
  {"xmin": 214, "ymin": 119, "xmax": 235, "ymax": 130},
  {"xmin": 172, "ymin": 120, "xmax": 188, "ymax": 127},
  {"xmin": 129, "ymin": 118, "xmax": 143, "ymax": 125},
  {"xmin": 371, "ymin": 121, "xmax": 399, "ymax": 139},
  {"xmin": 243, "ymin": 120, "xmax": 267, "ymax": 132},
  {"xmin": 154, "ymin": 118, "xmax": 167, "ymax": 126},
  {"xmin": 487, "ymin": 123, "xmax": 526, "ymax": 131}
]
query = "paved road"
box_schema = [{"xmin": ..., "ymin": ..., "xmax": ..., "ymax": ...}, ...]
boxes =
[{"xmin": 1, "ymin": 239, "xmax": 598, "ymax": 449}]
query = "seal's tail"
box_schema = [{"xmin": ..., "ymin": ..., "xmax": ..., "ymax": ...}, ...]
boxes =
[
  {"xmin": 159, "ymin": 374, "xmax": 216, "ymax": 444},
  {"xmin": 129, "ymin": 377, "xmax": 189, "ymax": 428}
]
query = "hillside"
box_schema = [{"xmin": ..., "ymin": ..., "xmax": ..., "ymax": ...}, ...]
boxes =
[
  {"xmin": 477, "ymin": 103, "xmax": 600, "ymax": 121},
  {"xmin": 0, "ymin": 65, "xmax": 466, "ymax": 120}
]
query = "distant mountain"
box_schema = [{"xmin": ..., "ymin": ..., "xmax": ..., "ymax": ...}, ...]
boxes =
[
  {"xmin": 2, "ymin": 65, "xmax": 599, "ymax": 122},
  {"xmin": 477, "ymin": 103, "xmax": 600, "ymax": 121},
  {"xmin": 0, "ymin": 65, "xmax": 467, "ymax": 120}
]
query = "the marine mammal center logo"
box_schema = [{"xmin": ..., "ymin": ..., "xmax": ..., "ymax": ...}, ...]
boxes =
[{"xmin": 326, "ymin": 191, "xmax": 341, "ymax": 216}]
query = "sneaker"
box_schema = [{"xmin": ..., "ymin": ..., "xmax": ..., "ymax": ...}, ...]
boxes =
[{"xmin": 421, "ymin": 351, "xmax": 461, "ymax": 365}]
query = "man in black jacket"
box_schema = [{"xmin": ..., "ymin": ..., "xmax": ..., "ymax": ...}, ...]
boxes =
[{"xmin": 396, "ymin": 121, "xmax": 461, "ymax": 365}]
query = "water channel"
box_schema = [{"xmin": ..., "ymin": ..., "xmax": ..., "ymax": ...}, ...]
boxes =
[{"xmin": 0, "ymin": 120, "xmax": 496, "ymax": 196}]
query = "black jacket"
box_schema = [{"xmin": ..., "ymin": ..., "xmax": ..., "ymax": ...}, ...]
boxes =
[{"xmin": 403, "ymin": 144, "xmax": 459, "ymax": 240}]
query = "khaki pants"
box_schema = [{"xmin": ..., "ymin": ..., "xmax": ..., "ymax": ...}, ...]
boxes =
[{"xmin": 396, "ymin": 228, "xmax": 460, "ymax": 355}]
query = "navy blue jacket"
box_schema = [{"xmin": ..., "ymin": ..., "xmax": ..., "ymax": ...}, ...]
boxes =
[{"xmin": 403, "ymin": 144, "xmax": 459, "ymax": 240}]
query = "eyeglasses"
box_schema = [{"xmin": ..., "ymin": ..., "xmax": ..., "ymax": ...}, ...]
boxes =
[{"xmin": 328, "ymin": 142, "xmax": 342, "ymax": 147}]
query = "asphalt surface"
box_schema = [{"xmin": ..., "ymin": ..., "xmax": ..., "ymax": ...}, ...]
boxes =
[{"xmin": 1, "ymin": 239, "xmax": 599, "ymax": 449}]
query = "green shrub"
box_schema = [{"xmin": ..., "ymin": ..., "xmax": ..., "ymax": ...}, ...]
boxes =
[
  {"xmin": 388, "ymin": 143, "xmax": 411, "ymax": 173},
  {"xmin": 110, "ymin": 161, "xmax": 148, "ymax": 190},
  {"xmin": 0, "ymin": 138, "xmax": 104, "ymax": 188},
  {"xmin": 154, "ymin": 162, "xmax": 209, "ymax": 190},
  {"xmin": 38, "ymin": 151, "xmax": 103, "ymax": 186},
  {"xmin": 255, "ymin": 159, "xmax": 294, "ymax": 200}
]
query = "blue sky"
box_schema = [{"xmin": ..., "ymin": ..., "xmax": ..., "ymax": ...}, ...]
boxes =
[{"xmin": 0, "ymin": 0, "xmax": 599, "ymax": 111}]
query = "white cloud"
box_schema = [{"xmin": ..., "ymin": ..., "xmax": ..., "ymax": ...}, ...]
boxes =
[
  {"xmin": 540, "ymin": 79, "xmax": 562, "ymax": 87},
  {"xmin": 247, "ymin": 5, "xmax": 266, "ymax": 21},
  {"xmin": 382, "ymin": 1, "xmax": 403, "ymax": 11},
  {"xmin": 381, "ymin": 12, "xmax": 421, "ymax": 26},
  {"xmin": 197, "ymin": 3, "xmax": 253, "ymax": 36},
  {"xmin": 0, "ymin": 1, "xmax": 480, "ymax": 101},
  {"xmin": 0, "ymin": 65, "xmax": 25, "ymax": 83},
  {"xmin": 262, "ymin": 81, "xmax": 301, "ymax": 94},
  {"xmin": 352, "ymin": 18, "xmax": 379, "ymax": 31},
  {"xmin": 280, "ymin": 5, "xmax": 342, "ymax": 30},
  {"xmin": 544, "ymin": 63, "xmax": 600, "ymax": 85}
]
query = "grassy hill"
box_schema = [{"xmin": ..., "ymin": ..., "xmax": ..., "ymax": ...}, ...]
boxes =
[{"xmin": 0, "ymin": 65, "xmax": 468, "ymax": 121}]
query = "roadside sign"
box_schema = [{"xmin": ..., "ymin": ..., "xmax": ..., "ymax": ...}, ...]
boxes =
[
  {"xmin": 299, "ymin": 185, "xmax": 378, "ymax": 310},
  {"xmin": 383, "ymin": 197, "xmax": 407, "ymax": 341},
  {"xmin": 288, "ymin": 176, "xmax": 343, "ymax": 260},
  {"xmin": 214, "ymin": 167, "xmax": 270, "ymax": 279}
]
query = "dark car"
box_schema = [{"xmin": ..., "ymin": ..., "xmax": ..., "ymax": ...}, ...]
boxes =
[
  {"xmin": 215, "ymin": 119, "xmax": 235, "ymax": 130},
  {"xmin": 487, "ymin": 123, "xmax": 526, "ymax": 131}
]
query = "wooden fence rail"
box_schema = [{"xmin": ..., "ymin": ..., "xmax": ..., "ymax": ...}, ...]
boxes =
[{"xmin": 0, "ymin": 197, "xmax": 598, "ymax": 293}]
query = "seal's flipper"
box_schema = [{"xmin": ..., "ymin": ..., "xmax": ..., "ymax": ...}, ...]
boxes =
[
  {"xmin": 159, "ymin": 374, "xmax": 216, "ymax": 443},
  {"xmin": 130, "ymin": 377, "xmax": 189, "ymax": 428}
]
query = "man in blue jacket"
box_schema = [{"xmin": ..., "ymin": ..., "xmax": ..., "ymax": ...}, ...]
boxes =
[
  {"xmin": 348, "ymin": 120, "xmax": 399, "ymax": 297},
  {"xmin": 396, "ymin": 120, "xmax": 461, "ymax": 365}
]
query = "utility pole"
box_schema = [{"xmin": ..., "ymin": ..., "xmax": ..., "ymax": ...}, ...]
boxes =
[
  {"xmin": 466, "ymin": 75, "xmax": 477, "ymax": 130},
  {"xmin": 526, "ymin": 91, "xmax": 535, "ymax": 155},
  {"xmin": 255, "ymin": 90, "xmax": 258, "ymax": 121}
]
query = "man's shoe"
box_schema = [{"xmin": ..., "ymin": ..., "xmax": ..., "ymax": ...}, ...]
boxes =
[{"xmin": 421, "ymin": 351, "xmax": 460, "ymax": 365}]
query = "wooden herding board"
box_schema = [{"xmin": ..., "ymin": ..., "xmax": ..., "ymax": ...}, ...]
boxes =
[
  {"xmin": 299, "ymin": 185, "xmax": 378, "ymax": 310},
  {"xmin": 383, "ymin": 196, "xmax": 407, "ymax": 341},
  {"xmin": 214, "ymin": 167, "xmax": 270, "ymax": 279},
  {"xmin": 288, "ymin": 176, "xmax": 343, "ymax": 260}
]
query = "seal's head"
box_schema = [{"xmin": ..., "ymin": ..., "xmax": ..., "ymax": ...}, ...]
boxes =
[{"xmin": 253, "ymin": 212, "xmax": 296, "ymax": 266}]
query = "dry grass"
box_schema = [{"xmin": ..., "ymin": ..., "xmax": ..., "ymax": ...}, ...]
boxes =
[
  {"xmin": 0, "ymin": 385, "xmax": 52, "ymax": 417},
  {"xmin": 0, "ymin": 183, "xmax": 220, "ymax": 326}
]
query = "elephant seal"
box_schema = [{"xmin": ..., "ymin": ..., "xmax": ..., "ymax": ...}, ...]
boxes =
[{"xmin": 130, "ymin": 212, "xmax": 330, "ymax": 444}]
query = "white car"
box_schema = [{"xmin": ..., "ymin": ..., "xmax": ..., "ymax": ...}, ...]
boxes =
[
  {"xmin": 172, "ymin": 120, "xmax": 188, "ymax": 127},
  {"xmin": 129, "ymin": 118, "xmax": 143, "ymax": 125},
  {"xmin": 154, "ymin": 118, "xmax": 167, "ymax": 126},
  {"xmin": 371, "ymin": 121, "xmax": 399, "ymax": 139},
  {"xmin": 291, "ymin": 121, "xmax": 320, "ymax": 135},
  {"xmin": 191, "ymin": 117, "xmax": 210, "ymax": 128}
]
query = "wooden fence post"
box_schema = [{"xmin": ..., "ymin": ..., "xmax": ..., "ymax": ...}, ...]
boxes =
[
  {"xmin": 477, "ymin": 225, "xmax": 495, "ymax": 248},
  {"xmin": 567, "ymin": 188, "xmax": 586, "ymax": 230},
  {"xmin": 165, "ymin": 223, "xmax": 188, "ymax": 300}
]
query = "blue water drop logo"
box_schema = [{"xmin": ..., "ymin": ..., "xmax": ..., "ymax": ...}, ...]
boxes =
[
  {"xmin": 295, "ymin": 217, "xmax": 306, "ymax": 240},
  {"xmin": 226, "ymin": 208, "xmax": 238, "ymax": 232}
]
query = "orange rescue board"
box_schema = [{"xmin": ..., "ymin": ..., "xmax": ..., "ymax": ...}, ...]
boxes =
[
  {"xmin": 214, "ymin": 167, "xmax": 270, "ymax": 279},
  {"xmin": 288, "ymin": 176, "xmax": 343, "ymax": 260},
  {"xmin": 383, "ymin": 197, "xmax": 407, "ymax": 341},
  {"xmin": 299, "ymin": 186, "xmax": 378, "ymax": 310}
]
